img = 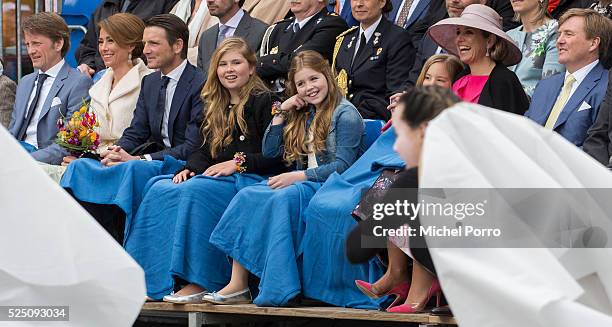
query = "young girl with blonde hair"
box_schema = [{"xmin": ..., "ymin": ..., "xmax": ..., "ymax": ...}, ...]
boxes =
[
  {"xmin": 123, "ymin": 37, "xmax": 285, "ymax": 302},
  {"xmin": 206, "ymin": 50, "xmax": 364, "ymax": 306}
]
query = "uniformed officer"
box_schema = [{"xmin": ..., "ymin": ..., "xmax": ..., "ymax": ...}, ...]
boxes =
[
  {"xmin": 258, "ymin": 0, "xmax": 348, "ymax": 93},
  {"xmin": 332, "ymin": 0, "xmax": 412, "ymax": 120}
]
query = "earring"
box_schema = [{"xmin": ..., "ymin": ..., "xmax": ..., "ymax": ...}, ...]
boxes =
[
  {"xmin": 486, "ymin": 47, "xmax": 490, "ymax": 57},
  {"xmin": 128, "ymin": 53, "xmax": 132, "ymax": 62}
]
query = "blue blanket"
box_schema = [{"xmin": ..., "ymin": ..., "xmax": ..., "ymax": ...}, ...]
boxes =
[
  {"xmin": 20, "ymin": 141, "xmax": 37, "ymax": 153},
  {"xmin": 300, "ymin": 129, "xmax": 405, "ymax": 309},
  {"xmin": 209, "ymin": 179, "xmax": 322, "ymax": 306},
  {"xmin": 124, "ymin": 173, "xmax": 266, "ymax": 299},
  {"xmin": 60, "ymin": 156, "xmax": 185, "ymax": 232}
]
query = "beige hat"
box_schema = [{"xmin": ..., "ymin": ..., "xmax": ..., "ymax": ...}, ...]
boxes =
[{"xmin": 427, "ymin": 4, "xmax": 522, "ymax": 66}]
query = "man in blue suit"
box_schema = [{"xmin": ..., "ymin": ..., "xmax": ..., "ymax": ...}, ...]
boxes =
[
  {"xmin": 9, "ymin": 12, "xmax": 92, "ymax": 165},
  {"xmin": 327, "ymin": 0, "xmax": 358, "ymax": 27},
  {"xmin": 61, "ymin": 14, "xmax": 205, "ymax": 243},
  {"xmin": 388, "ymin": 0, "xmax": 430, "ymax": 30},
  {"xmin": 525, "ymin": 9, "xmax": 611, "ymax": 147},
  {"xmin": 100, "ymin": 14, "xmax": 205, "ymax": 165}
]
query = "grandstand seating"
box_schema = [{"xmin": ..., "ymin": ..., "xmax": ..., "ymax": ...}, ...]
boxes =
[{"xmin": 60, "ymin": 0, "xmax": 102, "ymax": 67}]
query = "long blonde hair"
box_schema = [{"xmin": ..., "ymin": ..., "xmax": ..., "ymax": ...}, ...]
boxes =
[
  {"xmin": 201, "ymin": 37, "xmax": 268, "ymax": 159},
  {"xmin": 283, "ymin": 50, "xmax": 342, "ymax": 165}
]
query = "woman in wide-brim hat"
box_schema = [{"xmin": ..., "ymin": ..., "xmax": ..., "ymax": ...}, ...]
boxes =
[{"xmin": 427, "ymin": 4, "xmax": 530, "ymax": 115}]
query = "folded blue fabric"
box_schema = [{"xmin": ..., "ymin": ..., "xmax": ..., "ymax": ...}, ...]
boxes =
[
  {"xmin": 300, "ymin": 128, "xmax": 405, "ymax": 309},
  {"xmin": 20, "ymin": 141, "xmax": 38, "ymax": 153},
  {"xmin": 124, "ymin": 173, "xmax": 265, "ymax": 299},
  {"xmin": 210, "ymin": 179, "xmax": 321, "ymax": 306},
  {"xmin": 60, "ymin": 155, "xmax": 185, "ymax": 236}
]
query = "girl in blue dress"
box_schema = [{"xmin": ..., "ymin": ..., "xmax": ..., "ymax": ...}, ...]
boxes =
[
  {"xmin": 206, "ymin": 50, "xmax": 365, "ymax": 306},
  {"xmin": 123, "ymin": 37, "xmax": 286, "ymax": 302}
]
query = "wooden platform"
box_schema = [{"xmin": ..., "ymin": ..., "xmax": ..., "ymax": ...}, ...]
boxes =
[{"xmin": 141, "ymin": 302, "xmax": 457, "ymax": 326}]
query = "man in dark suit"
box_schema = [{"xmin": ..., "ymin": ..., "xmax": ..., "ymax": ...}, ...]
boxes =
[
  {"xmin": 75, "ymin": 0, "xmax": 178, "ymax": 77},
  {"xmin": 9, "ymin": 12, "xmax": 92, "ymax": 165},
  {"xmin": 101, "ymin": 14, "xmax": 204, "ymax": 165},
  {"xmin": 258, "ymin": 0, "xmax": 348, "ymax": 92},
  {"xmin": 582, "ymin": 70, "xmax": 612, "ymax": 167},
  {"xmin": 332, "ymin": 0, "xmax": 412, "ymax": 120},
  {"xmin": 404, "ymin": 0, "xmax": 518, "ymax": 87},
  {"xmin": 525, "ymin": 9, "xmax": 610, "ymax": 147},
  {"xmin": 63, "ymin": 14, "xmax": 204, "ymax": 243},
  {"xmin": 583, "ymin": 70, "xmax": 612, "ymax": 165},
  {"xmin": 389, "ymin": 0, "xmax": 431, "ymax": 31},
  {"xmin": 327, "ymin": 0, "xmax": 358, "ymax": 26},
  {"xmin": 387, "ymin": 0, "xmax": 433, "ymax": 73},
  {"xmin": 197, "ymin": 0, "xmax": 268, "ymax": 79}
]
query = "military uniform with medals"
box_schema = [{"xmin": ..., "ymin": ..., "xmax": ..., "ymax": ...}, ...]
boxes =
[
  {"xmin": 258, "ymin": 8, "xmax": 348, "ymax": 93},
  {"xmin": 332, "ymin": 16, "xmax": 412, "ymax": 120}
]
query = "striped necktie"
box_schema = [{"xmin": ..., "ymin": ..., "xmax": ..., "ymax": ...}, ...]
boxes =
[{"xmin": 396, "ymin": 0, "xmax": 414, "ymax": 27}]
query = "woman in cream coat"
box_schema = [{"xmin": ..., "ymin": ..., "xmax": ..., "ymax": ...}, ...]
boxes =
[
  {"xmin": 90, "ymin": 13, "xmax": 152, "ymax": 152},
  {"xmin": 43, "ymin": 13, "xmax": 152, "ymax": 182}
]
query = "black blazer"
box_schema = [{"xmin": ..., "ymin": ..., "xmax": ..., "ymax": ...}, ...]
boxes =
[
  {"xmin": 117, "ymin": 62, "xmax": 205, "ymax": 161},
  {"xmin": 454, "ymin": 63, "xmax": 529, "ymax": 115},
  {"xmin": 257, "ymin": 9, "xmax": 348, "ymax": 83},
  {"xmin": 583, "ymin": 70, "xmax": 612, "ymax": 166},
  {"xmin": 183, "ymin": 92, "xmax": 287, "ymax": 175},
  {"xmin": 335, "ymin": 17, "xmax": 413, "ymax": 120}
]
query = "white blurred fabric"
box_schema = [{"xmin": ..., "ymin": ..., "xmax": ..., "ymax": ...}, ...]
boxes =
[
  {"xmin": 420, "ymin": 102, "xmax": 612, "ymax": 327},
  {"xmin": 0, "ymin": 126, "xmax": 145, "ymax": 326}
]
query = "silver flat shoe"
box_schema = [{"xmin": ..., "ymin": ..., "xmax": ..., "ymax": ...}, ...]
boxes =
[
  {"xmin": 202, "ymin": 288, "xmax": 252, "ymax": 305},
  {"xmin": 162, "ymin": 291, "xmax": 208, "ymax": 304}
]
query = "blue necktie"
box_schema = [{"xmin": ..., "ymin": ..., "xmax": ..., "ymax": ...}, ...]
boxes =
[
  {"xmin": 158, "ymin": 76, "xmax": 170, "ymax": 134},
  {"xmin": 18, "ymin": 73, "xmax": 49, "ymax": 140}
]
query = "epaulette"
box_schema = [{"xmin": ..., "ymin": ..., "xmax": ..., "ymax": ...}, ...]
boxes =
[
  {"xmin": 259, "ymin": 23, "xmax": 278, "ymax": 56},
  {"xmin": 336, "ymin": 26, "xmax": 358, "ymax": 39},
  {"xmin": 275, "ymin": 16, "xmax": 295, "ymax": 25},
  {"xmin": 328, "ymin": 12, "xmax": 338, "ymax": 16}
]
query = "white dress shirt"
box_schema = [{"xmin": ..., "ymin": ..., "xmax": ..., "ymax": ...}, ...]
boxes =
[
  {"xmin": 25, "ymin": 59, "xmax": 65, "ymax": 148},
  {"xmin": 337, "ymin": 0, "xmax": 345, "ymax": 15},
  {"xmin": 293, "ymin": 11, "xmax": 317, "ymax": 31},
  {"xmin": 565, "ymin": 59, "xmax": 599, "ymax": 100},
  {"xmin": 219, "ymin": 8, "xmax": 244, "ymax": 39},
  {"xmin": 161, "ymin": 59, "xmax": 188, "ymax": 148}
]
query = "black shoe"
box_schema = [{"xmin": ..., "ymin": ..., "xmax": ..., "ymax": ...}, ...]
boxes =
[{"xmin": 431, "ymin": 305, "xmax": 453, "ymax": 316}]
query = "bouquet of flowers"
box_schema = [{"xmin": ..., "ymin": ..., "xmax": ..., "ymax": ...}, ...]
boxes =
[{"xmin": 55, "ymin": 100, "xmax": 100, "ymax": 156}]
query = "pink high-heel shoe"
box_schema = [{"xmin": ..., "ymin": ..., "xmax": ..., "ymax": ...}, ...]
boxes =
[
  {"xmin": 386, "ymin": 279, "xmax": 441, "ymax": 313},
  {"xmin": 355, "ymin": 280, "xmax": 410, "ymax": 309}
]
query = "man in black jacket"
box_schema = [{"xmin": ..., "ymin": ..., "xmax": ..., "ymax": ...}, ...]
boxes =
[
  {"xmin": 75, "ymin": 0, "xmax": 178, "ymax": 77},
  {"xmin": 583, "ymin": 71, "xmax": 612, "ymax": 166},
  {"xmin": 257, "ymin": 0, "xmax": 347, "ymax": 92}
]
